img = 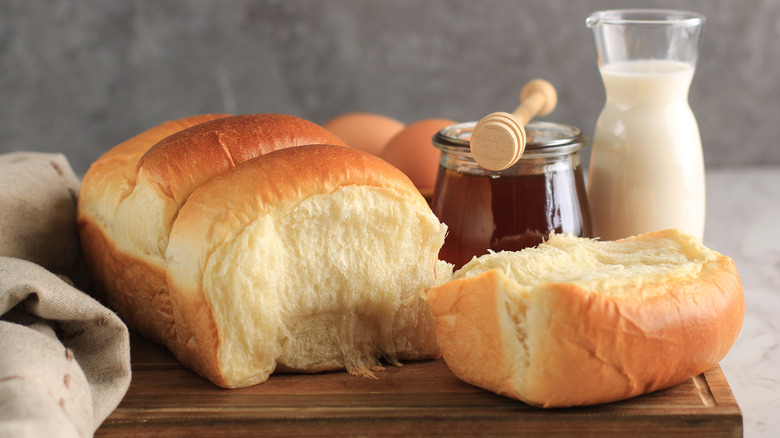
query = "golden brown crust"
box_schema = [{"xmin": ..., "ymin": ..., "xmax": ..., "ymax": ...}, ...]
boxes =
[
  {"xmin": 78, "ymin": 217, "xmax": 173, "ymax": 344},
  {"xmin": 528, "ymin": 254, "xmax": 744, "ymax": 407},
  {"xmin": 427, "ymin": 235, "xmax": 745, "ymax": 407},
  {"xmin": 99, "ymin": 114, "xmax": 230, "ymax": 164},
  {"xmin": 427, "ymin": 271, "xmax": 521, "ymax": 399},
  {"xmin": 80, "ymin": 114, "xmax": 230, "ymax": 210},
  {"xmin": 137, "ymin": 114, "xmax": 348, "ymax": 203},
  {"xmin": 172, "ymin": 287, "xmax": 223, "ymax": 386},
  {"xmin": 177, "ymin": 143, "xmax": 425, "ymax": 224}
]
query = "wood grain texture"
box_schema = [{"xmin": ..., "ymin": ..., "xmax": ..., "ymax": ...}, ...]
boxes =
[{"xmin": 96, "ymin": 335, "xmax": 742, "ymax": 437}]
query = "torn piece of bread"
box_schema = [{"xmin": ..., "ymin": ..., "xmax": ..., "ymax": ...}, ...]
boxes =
[
  {"xmin": 426, "ymin": 229, "xmax": 744, "ymax": 407},
  {"xmin": 78, "ymin": 114, "xmax": 450, "ymax": 388}
]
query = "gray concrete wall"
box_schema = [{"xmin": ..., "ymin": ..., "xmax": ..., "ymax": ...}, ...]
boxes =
[{"xmin": 2, "ymin": 0, "xmax": 777, "ymax": 175}]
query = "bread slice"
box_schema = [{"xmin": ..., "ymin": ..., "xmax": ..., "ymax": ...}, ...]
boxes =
[
  {"xmin": 78, "ymin": 114, "xmax": 449, "ymax": 387},
  {"xmin": 426, "ymin": 229, "xmax": 744, "ymax": 407}
]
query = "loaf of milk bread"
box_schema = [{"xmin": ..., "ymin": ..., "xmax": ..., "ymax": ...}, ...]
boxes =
[{"xmin": 78, "ymin": 113, "xmax": 450, "ymax": 387}]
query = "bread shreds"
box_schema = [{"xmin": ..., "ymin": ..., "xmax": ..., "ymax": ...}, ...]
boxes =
[
  {"xmin": 426, "ymin": 229, "xmax": 744, "ymax": 407},
  {"xmin": 78, "ymin": 114, "xmax": 450, "ymax": 388}
]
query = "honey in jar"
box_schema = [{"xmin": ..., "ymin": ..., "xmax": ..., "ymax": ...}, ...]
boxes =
[{"xmin": 432, "ymin": 121, "xmax": 592, "ymax": 269}]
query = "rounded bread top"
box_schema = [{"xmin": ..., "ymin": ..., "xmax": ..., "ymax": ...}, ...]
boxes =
[
  {"xmin": 136, "ymin": 113, "xmax": 348, "ymax": 204},
  {"xmin": 175, "ymin": 143, "xmax": 427, "ymax": 230}
]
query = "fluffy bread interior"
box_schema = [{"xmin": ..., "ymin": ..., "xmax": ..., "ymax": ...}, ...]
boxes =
[
  {"xmin": 455, "ymin": 230, "xmax": 716, "ymax": 297},
  {"xmin": 205, "ymin": 186, "xmax": 445, "ymax": 382}
]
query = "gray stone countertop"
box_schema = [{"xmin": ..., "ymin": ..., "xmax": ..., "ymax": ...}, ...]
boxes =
[{"xmin": 705, "ymin": 166, "xmax": 780, "ymax": 437}]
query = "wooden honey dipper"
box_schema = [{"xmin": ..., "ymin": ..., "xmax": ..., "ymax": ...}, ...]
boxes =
[{"xmin": 470, "ymin": 79, "xmax": 557, "ymax": 171}]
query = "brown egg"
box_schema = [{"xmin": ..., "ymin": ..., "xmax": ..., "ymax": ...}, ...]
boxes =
[
  {"xmin": 323, "ymin": 112, "xmax": 405, "ymax": 156},
  {"xmin": 380, "ymin": 118, "xmax": 457, "ymax": 194}
]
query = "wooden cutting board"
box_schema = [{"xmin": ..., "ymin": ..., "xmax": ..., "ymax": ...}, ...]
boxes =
[{"xmin": 96, "ymin": 335, "xmax": 742, "ymax": 437}]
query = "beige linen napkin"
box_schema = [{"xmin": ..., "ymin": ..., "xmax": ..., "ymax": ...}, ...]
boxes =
[
  {"xmin": 0, "ymin": 152, "xmax": 82, "ymax": 279},
  {"xmin": 0, "ymin": 152, "xmax": 131, "ymax": 437}
]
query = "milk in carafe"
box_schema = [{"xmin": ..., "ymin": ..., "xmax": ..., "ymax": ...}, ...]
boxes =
[
  {"xmin": 588, "ymin": 60, "xmax": 704, "ymax": 240},
  {"xmin": 586, "ymin": 9, "xmax": 706, "ymax": 240}
]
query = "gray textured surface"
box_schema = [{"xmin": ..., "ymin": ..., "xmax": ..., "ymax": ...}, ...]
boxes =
[{"xmin": 1, "ymin": 0, "xmax": 778, "ymax": 175}]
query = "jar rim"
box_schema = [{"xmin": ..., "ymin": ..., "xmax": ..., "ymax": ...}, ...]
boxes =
[
  {"xmin": 586, "ymin": 9, "xmax": 705, "ymax": 28},
  {"xmin": 433, "ymin": 120, "xmax": 588, "ymax": 158}
]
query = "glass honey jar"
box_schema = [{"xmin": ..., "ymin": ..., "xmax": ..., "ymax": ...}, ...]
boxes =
[{"xmin": 432, "ymin": 121, "xmax": 592, "ymax": 269}]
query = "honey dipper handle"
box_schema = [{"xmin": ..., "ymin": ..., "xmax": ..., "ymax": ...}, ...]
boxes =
[
  {"xmin": 513, "ymin": 79, "xmax": 558, "ymax": 125},
  {"xmin": 469, "ymin": 79, "xmax": 558, "ymax": 171}
]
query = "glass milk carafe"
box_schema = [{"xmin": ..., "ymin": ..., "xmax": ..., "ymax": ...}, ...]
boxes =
[{"xmin": 586, "ymin": 9, "xmax": 706, "ymax": 240}]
